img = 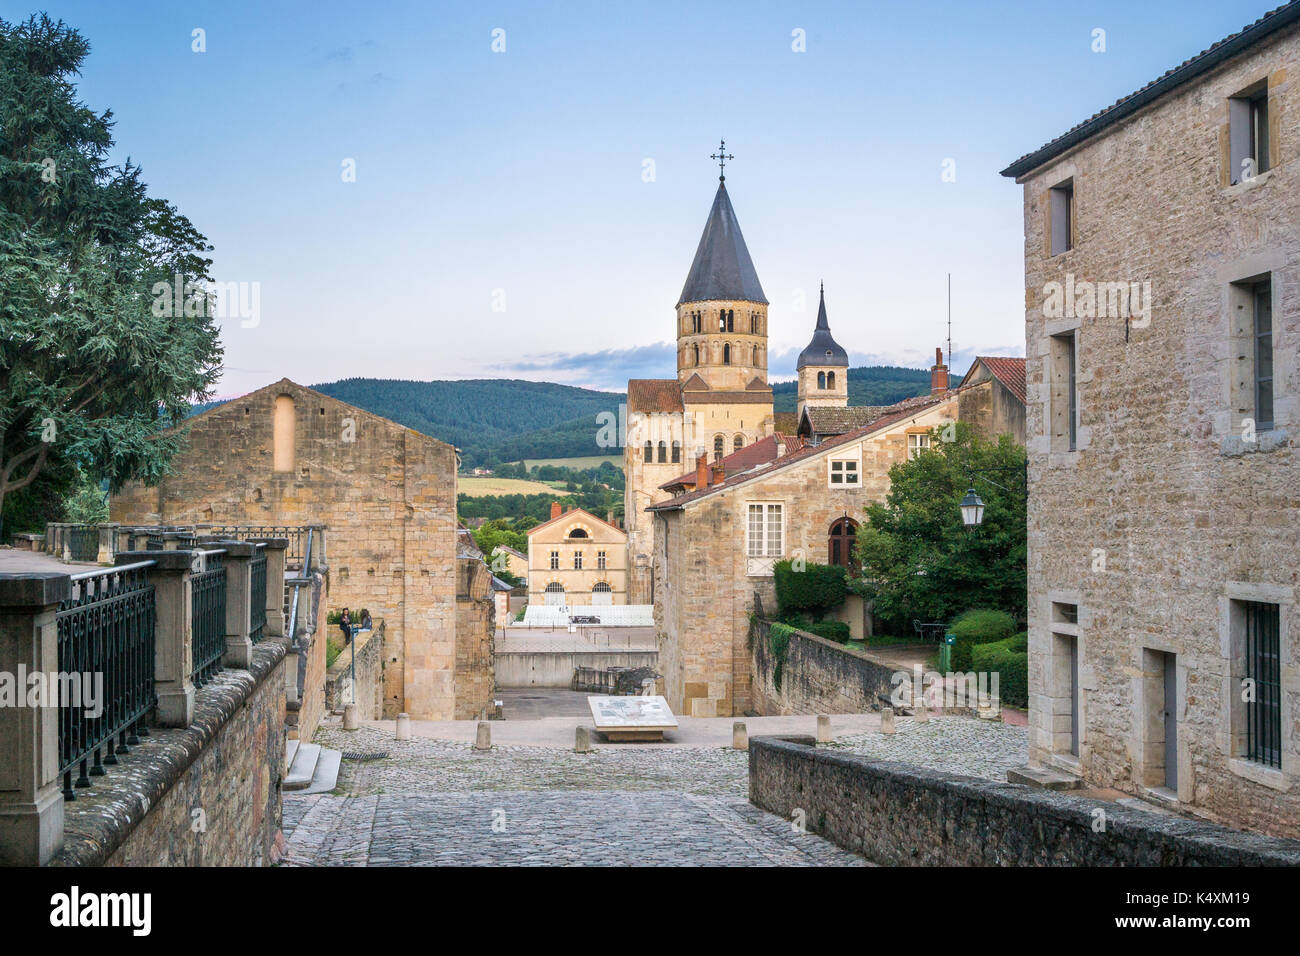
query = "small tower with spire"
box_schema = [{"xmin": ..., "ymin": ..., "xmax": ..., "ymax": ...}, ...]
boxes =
[{"xmin": 796, "ymin": 284, "xmax": 849, "ymax": 419}]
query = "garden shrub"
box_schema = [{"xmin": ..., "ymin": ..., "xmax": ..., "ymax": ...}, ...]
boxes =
[
  {"xmin": 972, "ymin": 642, "xmax": 1028, "ymax": 708},
  {"xmin": 773, "ymin": 560, "xmax": 848, "ymax": 617},
  {"xmin": 768, "ymin": 622, "xmax": 795, "ymax": 692},
  {"xmin": 948, "ymin": 608, "xmax": 1018, "ymax": 671}
]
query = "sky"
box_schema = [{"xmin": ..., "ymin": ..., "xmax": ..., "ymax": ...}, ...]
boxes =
[{"xmin": 5, "ymin": 0, "xmax": 1284, "ymax": 394}]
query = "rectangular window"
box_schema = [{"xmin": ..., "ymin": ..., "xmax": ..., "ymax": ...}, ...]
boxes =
[
  {"xmin": 746, "ymin": 503, "xmax": 783, "ymax": 558},
  {"xmin": 1229, "ymin": 84, "xmax": 1270, "ymax": 183},
  {"xmin": 1253, "ymin": 281, "xmax": 1274, "ymax": 431},
  {"xmin": 907, "ymin": 433, "xmax": 930, "ymax": 459},
  {"xmin": 829, "ymin": 458, "xmax": 860, "ymax": 487},
  {"xmin": 1050, "ymin": 331, "xmax": 1078, "ymax": 451},
  {"xmin": 573, "ymin": 551, "xmax": 583, "ymax": 570},
  {"xmin": 1050, "ymin": 180, "xmax": 1073, "ymax": 255},
  {"xmin": 1242, "ymin": 601, "xmax": 1282, "ymax": 769},
  {"xmin": 549, "ymin": 551, "xmax": 559, "ymax": 570},
  {"xmin": 597, "ymin": 550, "xmax": 606, "ymax": 570}
]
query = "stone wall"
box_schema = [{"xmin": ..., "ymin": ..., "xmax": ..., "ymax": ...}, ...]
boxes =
[
  {"xmin": 326, "ymin": 622, "xmax": 385, "ymax": 720},
  {"xmin": 455, "ymin": 557, "xmax": 497, "ymax": 719},
  {"xmin": 52, "ymin": 643, "xmax": 287, "ymax": 867},
  {"xmin": 750, "ymin": 620, "xmax": 896, "ymax": 716},
  {"xmin": 495, "ymin": 650, "xmax": 659, "ymax": 687},
  {"xmin": 111, "ymin": 378, "xmax": 468, "ymax": 720},
  {"xmin": 749, "ymin": 736, "xmax": 1300, "ymax": 866},
  {"xmin": 1013, "ymin": 26, "xmax": 1300, "ymax": 836}
]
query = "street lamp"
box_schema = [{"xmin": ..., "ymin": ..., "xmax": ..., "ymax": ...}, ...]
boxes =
[{"xmin": 960, "ymin": 488, "xmax": 985, "ymax": 528}]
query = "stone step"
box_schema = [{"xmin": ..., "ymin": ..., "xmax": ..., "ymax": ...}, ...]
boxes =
[
  {"xmin": 285, "ymin": 738, "xmax": 301, "ymax": 774},
  {"xmin": 298, "ymin": 748, "xmax": 342, "ymax": 795},
  {"xmin": 284, "ymin": 742, "xmax": 321, "ymax": 791},
  {"xmin": 1007, "ymin": 764, "xmax": 1084, "ymax": 791}
]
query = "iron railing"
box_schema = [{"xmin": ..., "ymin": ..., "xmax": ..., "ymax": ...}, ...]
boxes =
[
  {"xmin": 67, "ymin": 525, "xmax": 99, "ymax": 562},
  {"xmin": 145, "ymin": 532, "xmax": 165, "ymax": 551},
  {"xmin": 56, "ymin": 562, "xmax": 156, "ymax": 800},
  {"xmin": 250, "ymin": 545, "xmax": 268, "ymax": 644},
  {"xmin": 190, "ymin": 553, "xmax": 227, "ymax": 687},
  {"xmin": 202, "ymin": 524, "xmax": 322, "ymax": 567},
  {"xmin": 1244, "ymin": 600, "xmax": 1281, "ymax": 769}
]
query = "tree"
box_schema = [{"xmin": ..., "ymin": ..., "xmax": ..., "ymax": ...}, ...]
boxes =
[
  {"xmin": 0, "ymin": 15, "xmax": 222, "ymax": 537},
  {"xmin": 851, "ymin": 422, "xmax": 1026, "ymax": 634}
]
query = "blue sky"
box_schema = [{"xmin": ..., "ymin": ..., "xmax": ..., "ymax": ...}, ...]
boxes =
[{"xmin": 5, "ymin": 0, "xmax": 1282, "ymax": 394}]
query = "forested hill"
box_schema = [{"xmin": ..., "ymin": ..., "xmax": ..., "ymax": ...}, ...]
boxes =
[
  {"xmin": 192, "ymin": 367, "xmax": 935, "ymax": 468},
  {"xmin": 309, "ymin": 378, "xmax": 624, "ymax": 468},
  {"xmin": 771, "ymin": 365, "xmax": 932, "ymax": 412}
]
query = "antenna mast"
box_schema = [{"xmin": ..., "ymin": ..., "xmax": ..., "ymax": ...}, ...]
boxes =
[{"xmin": 947, "ymin": 273, "xmax": 952, "ymax": 368}]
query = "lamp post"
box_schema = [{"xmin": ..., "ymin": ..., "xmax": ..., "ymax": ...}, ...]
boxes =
[{"xmin": 960, "ymin": 488, "xmax": 985, "ymax": 527}]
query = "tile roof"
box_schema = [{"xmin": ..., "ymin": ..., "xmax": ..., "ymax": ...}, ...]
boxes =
[
  {"xmin": 801, "ymin": 404, "xmax": 891, "ymax": 436},
  {"xmin": 649, "ymin": 392, "xmax": 956, "ymax": 511},
  {"xmin": 1002, "ymin": 3, "xmax": 1300, "ymax": 179},
  {"xmin": 525, "ymin": 506, "xmax": 626, "ymax": 538},
  {"xmin": 658, "ymin": 433, "xmax": 804, "ymax": 490},
  {"xmin": 963, "ymin": 356, "xmax": 1027, "ymax": 404},
  {"xmin": 627, "ymin": 379, "xmax": 684, "ymax": 413}
]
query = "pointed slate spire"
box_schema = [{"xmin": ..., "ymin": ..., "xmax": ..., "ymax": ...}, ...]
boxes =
[
  {"xmin": 677, "ymin": 183, "xmax": 768, "ymax": 306},
  {"xmin": 797, "ymin": 283, "xmax": 849, "ymax": 369}
]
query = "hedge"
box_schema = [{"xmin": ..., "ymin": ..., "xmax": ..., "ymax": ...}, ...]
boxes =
[
  {"xmin": 972, "ymin": 640, "xmax": 1028, "ymax": 708},
  {"xmin": 778, "ymin": 613, "xmax": 851, "ymax": 645},
  {"xmin": 768, "ymin": 622, "xmax": 796, "ymax": 692},
  {"xmin": 773, "ymin": 560, "xmax": 848, "ymax": 617},
  {"xmin": 948, "ymin": 608, "xmax": 1018, "ymax": 671}
]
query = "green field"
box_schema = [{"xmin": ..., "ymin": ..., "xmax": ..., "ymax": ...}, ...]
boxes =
[{"xmin": 517, "ymin": 455, "xmax": 622, "ymax": 470}]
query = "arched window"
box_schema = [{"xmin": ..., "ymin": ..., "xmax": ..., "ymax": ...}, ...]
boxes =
[
  {"xmin": 567, "ymin": 528, "xmax": 588, "ymax": 539},
  {"xmin": 827, "ymin": 371, "xmax": 836, "ymax": 389},
  {"xmin": 727, "ymin": 309, "xmax": 735, "ymax": 332},
  {"xmin": 713, "ymin": 434, "xmax": 724, "ymax": 461},
  {"xmin": 592, "ymin": 581, "xmax": 613, "ymax": 606},
  {"xmin": 734, "ymin": 434, "xmax": 744, "ymax": 453},
  {"xmin": 828, "ymin": 518, "xmax": 859, "ymax": 568},
  {"xmin": 751, "ymin": 313, "xmax": 758, "ymax": 334},
  {"xmin": 719, "ymin": 313, "xmax": 726, "ymax": 332},
  {"xmin": 657, "ymin": 441, "xmax": 667, "ymax": 463},
  {"xmin": 671, "ymin": 441, "xmax": 681, "ymax": 463},
  {"xmin": 644, "ymin": 441, "xmax": 653, "ymax": 461},
  {"xmin": 723, "ymin": 344, "xmax": 731, "ymax": 365},
  {"xmin": 693, "ymin": 343, "xmax": 700, "ymax": 365},
  {"xmin": 818, "ymin": 371, "xmax": 826, "ymax": 389},
  {"xmin": 273, "ymin": 395, "xmax": 295, "ymax": 472},
  {"xmin": 544, "ymin": 582, "xmax": 566, "ymax": 606}
]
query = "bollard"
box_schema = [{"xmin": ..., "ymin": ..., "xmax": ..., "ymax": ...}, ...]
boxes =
[
  {"xmin": 395, "ymin": 712, "xmax": 411, "ymax": 740},
  {"xmin": 916, "ymin": 702, "xmax": 930, "ymax": 724},
  {"xmin": 880, "ymin": 706, "xmax": 896, "ymax": 735},
  {"xmin": 575, "ymin": 726, "xmax": 593, "ymax": 753},
  {"xmin": 816, "ymin": 714, "xmax": 832, "ymax": 744},
  {"xmin": 732, "ymin": 721, "xmax": 748, "ymax": 751},
  {"xmin": 474, "ymin": 721, "xmax": 491, "ymax": 751},
  {"xmin": 343, "ymin": 703, "xmax": 359, "ymax": 731}
]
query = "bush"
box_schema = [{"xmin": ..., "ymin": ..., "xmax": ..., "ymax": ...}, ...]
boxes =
[
  {"xmin": 776, "ymin": 612, "xmax": 852, "ymax": 646},
  {"xmin": 948, "ymin": 608, "xmax": 1018, "ymax": 671},
  {"xmin": 1007, "ymin": 631, "xmax": 1028, "ymax": 653},
  {"xmin": 773, "ymin": 560, "xmax": 848, "ymax": 617},
  {"xmin": 768, "ymin": 622, "xmax": 795, "ymax": 692},
  {"xmin": 972, "ymin": 642, "xmax": 1028, "ymax": 708}
]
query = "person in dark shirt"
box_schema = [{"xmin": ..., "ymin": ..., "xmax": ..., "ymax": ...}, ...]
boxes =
[{"xmin": 340, "ymin": 607, "xmax": 352, "ymax": 644}]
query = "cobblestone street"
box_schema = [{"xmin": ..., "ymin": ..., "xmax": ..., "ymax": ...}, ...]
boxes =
[{"xmin": 282, "ymin": 716, "xmax": 1027, "ymax": 866}]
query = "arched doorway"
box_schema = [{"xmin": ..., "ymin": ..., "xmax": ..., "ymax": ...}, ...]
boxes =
[
  {"xmin": 544, "ymin": 582, "xmax": 566, "ymax": 606},
  {"xmin": 592, "ymin": 582, "xmax": 613, "ymax": 606},
  {"xmin": 828, "ymin": 517, "xmax": 859, "ymax": 568}
]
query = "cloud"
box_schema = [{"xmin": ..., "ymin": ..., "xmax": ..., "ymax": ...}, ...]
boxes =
[{"xmin": 484, "ymin": 343, "xmax": 677, "ymax": 391}]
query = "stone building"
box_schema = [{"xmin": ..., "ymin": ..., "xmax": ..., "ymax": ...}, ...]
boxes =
[
  {"xmin": 624, "ymin": 175, "xmax": 776, "ymax": 602},
  {"xmin": 526, "ymin": 502, "xmax": 629, "ymax": 606},
  {"xmin": 648, "ymin": 351, "xmax": 1026, "ymax": 717},
  {"xmin": 111, "ymin": 378, "xmax": 494, "ymax": 720},
  {"xmin": 1001, "ymin": 5, "xmax": 1299, "ymax": 837}
]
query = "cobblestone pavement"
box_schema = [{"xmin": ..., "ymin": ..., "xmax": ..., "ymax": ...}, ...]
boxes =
[{"xmin": 282, "ymin": 715, "xmax": 1027, "ymax": 866}]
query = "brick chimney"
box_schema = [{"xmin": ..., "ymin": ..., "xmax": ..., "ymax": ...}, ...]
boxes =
[
  {"xmin": 550, "ymin": 501, "xmax": 562, "ymax": 520},
  {"xmin": 931, "ymin": 346, "xmax": 949, "ymax": 394},
  {"xmin": 695, "ymin": 453, "xmax": 709, "ymax": 489},
  {"xmin": 711, "ymin": 462, "xmax": 726, "ymax": 485}
]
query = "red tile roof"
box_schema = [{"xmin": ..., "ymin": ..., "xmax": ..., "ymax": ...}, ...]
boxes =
[
  {"xmin": 658, "ymin": 433, "xmax": 804, "ymax": 491},
  {"xmin": 962, "ymin": 356, "xmax": 1027, "ymax": 404},
  {"xmin": 627, "ymin": 379, "xmax": 684, "ymax": 413},
  {"xmin": 525, "ymin": 506, "xmax": 626, "ymax": 538}
]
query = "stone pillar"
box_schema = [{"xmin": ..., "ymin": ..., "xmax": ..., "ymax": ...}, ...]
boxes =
[
  {"xmin": 575, "ymin": 726, "xmax": 593, "ymax": 753},
  {"xmin": 343, "ymin": 703, "xmax": 359, "ymax": 731},
  {"xmin": 880, "ymin": 706, "xmax": 896, "ymax": 735},
  {"xmin": 216, "ymin": 541, "xmax": 255, "ymax": 668},
  {"xmin": 732, "ymin": 721, "xmax": 748, "ymax": 750},
  {"xmin": 118, "ymin": 550, "xmax": 196, "ymax": 727},
  {"xmin": 816, "ymin": 714, "xmax": 832, "ymax": 743},
  {"xmin": 474, "ymin": 721, "xmax": 491, "ymax": 751},
  {"xmin": 249, "ymin": 538, "xmax": 288, "ymax": 641},
  {"xmin": 0, "ymin": 571, "xmax": 70, "ymax": 865},
  {"xmin": 96, "ymin": 523, "xmax": 119, "ymax": 564},
  {"xmin": 395, "ymin": 713, "xmax": 411, "ymax": 740}
]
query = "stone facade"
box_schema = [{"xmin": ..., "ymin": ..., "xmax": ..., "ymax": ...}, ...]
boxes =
[
  {"xmin": 1007, "ymin": 19, "xmax": 1300, "ymax": 837},
  {"xmin": 651, "ymin": 389, "xmax": 986, "ymax": 718},
  {"xmin": 455, "ymin": 556, "xmax": 497, "ymax": 719},
  {"xmin": 110, "ymin": 379, "xmax": 483, "ymax": 721},
  {"xmin": 526, "ymin": 505, "xmax": 628, "ymax": 606}
]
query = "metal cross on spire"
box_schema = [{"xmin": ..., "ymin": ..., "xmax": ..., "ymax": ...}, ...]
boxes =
[{"xmin": 710, "ymin": 139, "xmax": 734, "ymax": 181}]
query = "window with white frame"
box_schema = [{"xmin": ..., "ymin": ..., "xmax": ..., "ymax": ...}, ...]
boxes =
[
  {"xmin": 549, "ymin": 550, "xmax": 559, "ymax": 570},
  {"xmin": 908, "ymin": 433, "xmax": 930, "ymax": 459},
  {"xmin": 597, "ymin": 550, "xmax": 606, "ymax": 569},
  {"xmin": 829, "ymin": 457, "xmax": 860, "ymax": 487},
  {"xmin": 746, "ymin": 503, "xmax": 783, "ymax": 557},
  {"xmin": 573, "ymin": 551, "xmax": 583, "ymax": 570}
]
